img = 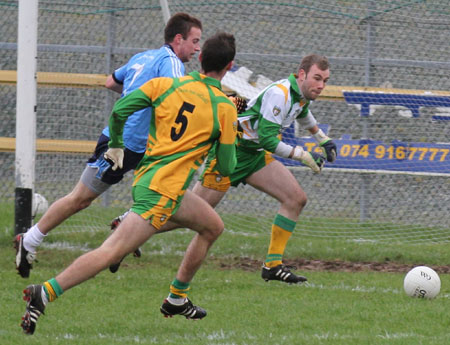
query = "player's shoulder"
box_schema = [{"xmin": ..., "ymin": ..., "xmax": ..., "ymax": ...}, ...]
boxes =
[
  {"xmin": 262, "ymin": 79, "xmax": 291, "ymax": 105},
  {"xmin": 216, "ymin": 93, "xmax": 238, "ymax": 117},
  {"xmin": 140, "ymin": 75, "xmax": 174, "ymax": 94},
  {"xmin": 129, "ymin": 46, "xmax": 173, "ymax": 63},
  {"xmin": 158, "ymin": 45, "xmax": 181, "ymax": 60}
]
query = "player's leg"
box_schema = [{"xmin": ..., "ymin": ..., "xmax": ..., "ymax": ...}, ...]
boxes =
[
  {"xmin": 109, "ymin": 155, "xmax": 229, "ymax": 273},
  {"xmin": 17, "ymin": 135, "xmax": 143, "ymax": 278},
  {"xmin": 171, "ymin": 189, "xmax": 225, "ymax": 280},
  {"xmin": 246, "ymin": 159, "xmax": 308, "ymax": 284},
  {"xmin": 160, "ymin": 189, "xmax": 226, "ymax": 320},
  {"xmin": 56, "ymin": 212, "xmax": 155, "ymax": 290},
  {"xmin": 20, "ymin": 211, "xmax": 156, "ymax": 334},
  {"xmin": 15, "ymin": 134, "xmax": 113, "ymax": 277},
  {"xmin": 151, "ymin": 181, "xmax": 226, "ymax": 234},
  {"xmin": 15, "ymin": 178, "xmax": 103, "ymax": 278},
  {"xmin": 110, "ymin": 179, "xmax": 227, "ymax": 238},
  {"xmin": 24, "ymin": 134, "xmax": 114, "ymax": 242},
  {"xmin": 34, "ymin": 180, "xmax": 100, "ymax": 237}
]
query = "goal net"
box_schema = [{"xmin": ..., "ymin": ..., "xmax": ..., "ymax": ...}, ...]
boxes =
[{"xmin": 1, "ymin": 0, "xmax": 449, "ymax": 244}]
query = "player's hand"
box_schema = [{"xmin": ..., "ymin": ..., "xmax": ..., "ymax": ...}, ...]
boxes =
[
  {"xmin": 312, "ymin": 129, "xmax": 337, "ymax": 163},
  {"xmin": 320, "ymin": 140, "xmax": 337, "ymax": 163},
  {"xmin": 303, "ymin": 152, "xmax": 325, "ymax": 173},
  {"xmin": 228, "ymin": 95, "xmax": 247, "ymax": 114},
  {"xmin": 104, "ymin": 148, "xmax": 124, "ymax": 171},
  {"xmin": 291, "ymin": 146, "xmax": 325, "ymax": 174}
]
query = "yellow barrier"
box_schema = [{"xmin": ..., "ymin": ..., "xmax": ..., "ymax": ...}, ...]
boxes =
[
  {"xmin": 3, "ymin": 70, "xmax": 450, "ymax": 99},
  {"xmin": 0, "ymin": 70, "xmax": 107, "ymax": 88},
  {"xmin": 0, "ymin": 137, "xmax": 96, "ymax": 153},
  {"xmin": 2, "ymin": 70, "xmax": 450, "ymax": 153}
]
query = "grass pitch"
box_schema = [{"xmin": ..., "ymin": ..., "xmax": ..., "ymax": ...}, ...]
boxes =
[{"xmin": 0, "ymin": 203, "xmax": 449, "ymax": 344}]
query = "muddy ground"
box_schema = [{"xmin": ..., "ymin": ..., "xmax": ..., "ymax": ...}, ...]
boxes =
[{"xmin": 214, "ymin": 256, "xmax": 450, "ymax": 274}]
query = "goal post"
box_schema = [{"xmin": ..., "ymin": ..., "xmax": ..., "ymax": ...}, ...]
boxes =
[{"xmin": 14, "ymin": 0, "xmax": 38, "ymax": 235}]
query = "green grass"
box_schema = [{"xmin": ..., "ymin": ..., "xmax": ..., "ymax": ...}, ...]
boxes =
[{"xmin": 0, "ymin": 203, "xmax": 449, "ymax": 344}]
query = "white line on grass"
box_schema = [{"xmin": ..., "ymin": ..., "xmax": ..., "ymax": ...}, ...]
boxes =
[{"xmin": 305, "ymin": 281, "xmax": 450, "ymax": 299}]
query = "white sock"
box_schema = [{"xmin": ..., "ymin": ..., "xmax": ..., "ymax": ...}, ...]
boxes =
[
  {"xmin": 167, "ymin": 295, "xmax": 187, "ymax": 306},
  {"xmin": 23, "ymin": 224, "xmax": 47, "ymax": 253}
]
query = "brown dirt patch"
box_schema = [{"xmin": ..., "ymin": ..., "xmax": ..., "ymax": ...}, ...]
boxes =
[{"xmin": 214, "ymin": 256, "xmax": 450, "ymax": 274}]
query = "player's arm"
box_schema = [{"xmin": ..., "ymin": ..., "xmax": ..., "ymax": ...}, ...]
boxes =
[
  {"xmin": 105, "ymin": 87, "xmax": 153, "ymax": 170},
  {"xmin": 309, "ymin": 125, "xmax": 337, "ymax": 163},
  {"xmin": 106, "ymin": 63, "xmax": 127, "ymax": 94},
  {"xmin": 215, "ymin": 101, "xmax": 238, "ymax": 176},
  {"xmin": 297, "ymin": 107, "xmax": 337, "ymax": 163},
  {"xmin": 105, "ymin": 74, "xmax": 123, "ymax": 94},
  {"xmin": 258, "ymin": 117, "xmax": 324, "ymax": 173},
  {"xmin": 108, "ymin": 88, "xmax": 153, "ymax": 148},
  {"xmin": 256, "ymin": 90, "xmax": 325, "ymax": 173}
]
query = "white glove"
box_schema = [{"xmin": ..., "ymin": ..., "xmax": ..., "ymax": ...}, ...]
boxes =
[
  {"xmin": 291, "ymin": 146, "xmax": 325, "ymax": 174},
  {"xmin": 104, "ymin": 148, "xmax": 124, "ymax": 171}
]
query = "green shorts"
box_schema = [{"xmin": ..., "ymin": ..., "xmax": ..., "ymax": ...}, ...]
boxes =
[
  {"xmin": 131, "ymin": 185, "xmax": 183, "ymax": 230},
  {"xmin": 200, "ymin": 147, "xmax": 275, "ymax": 191}
]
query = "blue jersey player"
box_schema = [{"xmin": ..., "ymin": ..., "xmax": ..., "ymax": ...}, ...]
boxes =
[{"xmin": 15, "ymin": 13, "xmax": 202, "ymax": 278}]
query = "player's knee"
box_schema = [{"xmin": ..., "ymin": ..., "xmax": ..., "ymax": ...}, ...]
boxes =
[
  {"xmin": 285, "ymin": 189, "xmax": 307, "ymax": 213},
  {"xmin": 99, "ymin": 243, "xmax": 126, "ymax": 265},
  {"xmin": 73, "ymin": 197, "xmax": 94, "ymax": 212},
  {"xmin": 66, "ymin": 192, "xmax": 96, "ymax": 212},
  {"xmin": 205, "ymin": 218, "xmax": 224, "ymax": 242}
]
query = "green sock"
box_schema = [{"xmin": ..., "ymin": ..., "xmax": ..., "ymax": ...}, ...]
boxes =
[
  {"xmin": 43, "ymin": 278, "xmax": 64, "ymax": 302},
  {"xmin": 169, "ymin": 278, "xmax": 190, "ymax": 299}
]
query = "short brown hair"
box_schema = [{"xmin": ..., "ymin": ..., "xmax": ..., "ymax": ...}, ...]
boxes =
[
  {"xmin": 201, "ymin": 32, "xmax": 236, "ymax": 73},
  {"xmin": 164, "ymin": 12, "xmax": 202, "ymax": 43},
  {"xmin": 299, "ymin": 54, "xmax": 329, "ymax": 74}
]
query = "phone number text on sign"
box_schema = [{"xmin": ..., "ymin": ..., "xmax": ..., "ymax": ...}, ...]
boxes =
[
  {"xmin": 298, "ymin": 139, "xmax": 450, "ymax": 174},
  {"xmin": 336, "ymin": 144, "xmax": 449, "ymax": 162}
]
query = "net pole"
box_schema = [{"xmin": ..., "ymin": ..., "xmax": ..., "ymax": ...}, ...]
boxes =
[
  {"xmin": 14, "ymin": 0, "xmax": 38, "ymax": 235},
  {"xmin": 159, "ymin": 0, "xmax": 171, "ymax": 24}
]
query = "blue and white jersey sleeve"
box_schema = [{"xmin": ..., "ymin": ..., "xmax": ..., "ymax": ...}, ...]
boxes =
[
  {"xmin": 112, "ymin": 64, "xmax": 127, "ymax": 85},
  {"xmin": 102, "ymin": 45, "xmax": 185, "ymax": 153}
]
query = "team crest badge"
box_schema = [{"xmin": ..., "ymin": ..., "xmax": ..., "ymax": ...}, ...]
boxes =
[
  {"xmin": 215, "ymin": 174, "xmax": 223, "ymax": 182},
  {"xmin": 160, "ymin": 215, "xmax": 167, "ymax": 223},
  {"xmin": 272, "ymin": 106, "xmax": 281, "ymax": 116}
]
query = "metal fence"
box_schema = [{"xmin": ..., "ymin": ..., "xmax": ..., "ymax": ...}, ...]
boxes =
[{"xmin": 1, "ymin": 0, "xmax": 449, "ymax": 241}]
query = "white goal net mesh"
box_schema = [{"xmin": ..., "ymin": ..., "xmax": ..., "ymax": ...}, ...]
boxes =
[{"xmin": 1, "ymin": 0, "xmax": 449, "ymax": 243}]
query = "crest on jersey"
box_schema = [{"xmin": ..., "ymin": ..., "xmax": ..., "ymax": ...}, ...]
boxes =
[
  {"xmin": 160, "ymin": 215, "xmax": 167, "ymax": 223},
  {"xmin": 272, "ymin": 106, "xmax": 281, "ymax": 116},
  {"xmin": 215, "ymin": 174, "xmax": 223, "ymax": 182}
]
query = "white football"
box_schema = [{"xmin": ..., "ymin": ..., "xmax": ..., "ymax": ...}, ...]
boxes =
[
  {"xmin": 403, "ymin": 266, "xmax": 441, "ymax": 299},
  {"xmin": 32, "ymin": 193, "xmax": 49, "ymax": 217}
]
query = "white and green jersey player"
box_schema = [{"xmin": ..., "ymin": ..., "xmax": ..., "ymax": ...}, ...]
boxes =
[
  {"xmin": 197, "ymin": 55, "xmax": 337, "ymax": 283},
  {"xmin": 201, "ymin": 73, "xmax": 331, "ymax": 189},
  {"xmin": 239, "ymin": 73, "xmax": 317, "ymax": 153}
]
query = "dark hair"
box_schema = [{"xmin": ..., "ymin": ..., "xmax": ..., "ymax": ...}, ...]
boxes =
[
  {"xmin": 299, "ymin": 54, "xmax": 329, "ymax": 74},
  {"xmin": 164, "ymin": 12, "xmax": 202, "ymax": 43},
  {"xmin": 201, "ymin": 32, "xmax": 236, "ymax": 73}
]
